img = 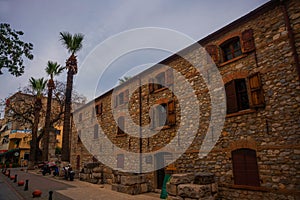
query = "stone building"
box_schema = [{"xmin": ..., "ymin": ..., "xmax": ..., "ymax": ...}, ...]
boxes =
[{"xmin": 71, "ymin": 0, "xmax": 300, "ymax": 199}]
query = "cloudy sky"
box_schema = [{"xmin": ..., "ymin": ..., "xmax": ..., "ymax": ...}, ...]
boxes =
[{"xmin": 0, "ymin": 0, "xmax": 269, "ymax": 117}]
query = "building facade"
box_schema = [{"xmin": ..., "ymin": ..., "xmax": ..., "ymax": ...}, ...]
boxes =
[{"xmin": 71, "ymin": 0, "xmax": 300, "ymax": 199}]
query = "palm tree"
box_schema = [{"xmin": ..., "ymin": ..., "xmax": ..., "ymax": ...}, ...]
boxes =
[
  {"xmin": 59, "ymin": 32, "xmax": 84, "ymax": 162},
  {"xmin": 43, "ymin": 61, "xmax": 64, "ymax": 161},
  {"xmin": 28, "ymin": 77, "xmax": 46, "ymax": 169}
]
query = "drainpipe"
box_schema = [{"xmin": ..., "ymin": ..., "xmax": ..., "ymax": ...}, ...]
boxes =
[
  {"xmin": 138, "ymin": 76, "xmax": 143, "ymax": 174},
  {"xmin": 280, "ymin": 0, "xmax": 300, "ymax": 83}
]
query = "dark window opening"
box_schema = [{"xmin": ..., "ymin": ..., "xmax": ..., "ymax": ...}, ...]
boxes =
[{"xmin": 77, "ymin": 130, "xmax": 81, "ymax": 143}]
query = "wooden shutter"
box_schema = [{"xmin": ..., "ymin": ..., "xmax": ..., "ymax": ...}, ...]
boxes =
[
  {"xmin": 166, "ymin": 68, "xmax": 174, "ymax": 86},
  {"xmin": 114, "ymin": 95, "xmax": 118, "ymax": 108},
  {"xmin": 241, "ymin": 29, "xmax": 255, "ymax": 53},
  {"xmin": 205, "ymin": 44, "xmax": 220, "ymax": 64},
  {"xmin": 248, "ymin": 73, "xmax": 264, "ymax": 108},
  {"xmin": 225, "ymin": 80, "xmax": 238, "ymax": 114},
  {"xmin": 167, "ymin": 100, "xmax": 176, "ymax": 126},
  {"xmin": 245, "ymin": 149, "xmax": 260, "ymax": 186},
  {"xmin": 117, "ymin": 154, "xmax": 124, "ymax": 169},
  {"xmin": 232, "ymin": 149, "xmax": 247, "ymax": 185},
  {"xmin": 232, "ymin": 149, "xmax": 260, "ymax": 186},
  {"xmin": 124, "ymin": 89, "xmax": 129, "ymax": 103},
  {"xmin": 99, "ymin": 103, "xmax": 103, "ymax": 115},
  {"xmin": 149, "ymin": 107, "xmax": 155, "ymax": 129},
  {"xmin": 149, "ymin": 78, "xmax": 155, "ymax": 93}
]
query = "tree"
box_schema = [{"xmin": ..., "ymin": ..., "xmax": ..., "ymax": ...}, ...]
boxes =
[
  {"xmin": 119, "ymin": 76, "xmax": 132, "ymax": 84},
  {"xmin": 28, "ymin": 77, "xmax": 46, "ymax": 169},
  {"xmin": 0, "ymin": 23, "xmax": 33, "ymax": 76},
  {"xmin": 59, "ymin": 32, "xmax": 84, "ymax": 162},
  {"xmin": 43, "ymin": 61, "xmax": 64, "ymax": 161}
]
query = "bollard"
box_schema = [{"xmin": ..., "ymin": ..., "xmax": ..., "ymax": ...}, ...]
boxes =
[
  {"xmin": 24, "ymin": 179, "xmax": 29, "ymax": 191},
  {"xmin": 14, "ymin": 174, "xmax": 17, "ymax": 183},
  {"xmin": 49, "ymin": 191, "xmax": 53, "ymax": 200}
]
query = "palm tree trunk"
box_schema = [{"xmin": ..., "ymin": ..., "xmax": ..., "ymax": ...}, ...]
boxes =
[
  {"xmin": 61, "ymin": 69, "xmax": 73, "ymax": 161},
  {"xmin": 28, "ymin": 98, "xmax": 42, "ymax": 169},
  {"xmin": 43, "ymin": 82, "xmax": 53, "ymax": 161}
]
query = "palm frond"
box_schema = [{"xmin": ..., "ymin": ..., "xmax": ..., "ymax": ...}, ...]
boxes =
[
  {"xmin": 59, "ymin": 32, "xmax": 84, "ymax": 55},
  {"xmin": 29, "ymin": 77, "xmax": 47, "ymax": 96},
  {"xmin": 45, "ymin": 61, "xmax": 64, "ymax": 79}
]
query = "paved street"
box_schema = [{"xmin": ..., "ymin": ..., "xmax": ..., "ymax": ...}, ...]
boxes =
[{"xmin": 0, "ymin": 168, "xmax": 161, "ymax": 200}]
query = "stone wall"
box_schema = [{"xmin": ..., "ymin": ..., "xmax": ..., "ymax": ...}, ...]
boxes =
[
  {"xmin": 166, "ymin": 173, "xmax": 218, "ymax": 200},
  {"xmin": 79, "ymin": 162, "xmax": 151, "ymax": 195},
  {"xmin": 71, "ymin": 0, "xmax": 300, "ymax": 199}
]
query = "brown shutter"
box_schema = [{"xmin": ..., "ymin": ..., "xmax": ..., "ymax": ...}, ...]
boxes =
[
  {"xmin": 248, "ymin": 73, "xmax": 264, "ymax": 108},
  {"xmin": 166, "ymin": 68, "xmax": 174, "ymax": 86},
  {"xmin": 114, "ymin": 95, "xmax": 118, "ymax": 108},
  {"xmin": 124, "ymin": 89, "xmax": 129, "ymax": 103},
  {"xmin": 245, "ymin": 149, "xmax": 260, "ymax": 186},
  {"xmin": 149, "ymin": 107, "xmax": 155, "ymax": 129},
  {"xmin": 99, "ymin": 103, "xmax": 103, "ymax": 115},
  {"xmin": 225, "ymin": 80, "xmax": 238, "ymax": 114},
  {"xmin": 205, "ymin": 44, "xmax": 220, "ymax": 64},
  {"xmin": 117, "ymin": 154, "xmax": 124, "ymax": 169},
  {"xmin": 232, "ymin": 149, "xmax": 260, "ymax": 186},
  {"xmin": 167, "ymin": 100, "xmax": 176, "ymax": 126},
  {"xmin": 241, "ymin": 29, "xmax": 255, "ymax": 53},
  {"xmin": 149, "ymin": 78, "xmax": 154, "ymax": 93}
]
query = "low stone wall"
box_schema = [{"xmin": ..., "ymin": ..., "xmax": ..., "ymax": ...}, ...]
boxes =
[
  {"xmin": 111, "ymin": 171, "xmax": 150, "ymax": 195},
  {"xmin": 79, "ymin": 162, "xmax": 151, "ymax": 195},
  {"xmin": 166, "ymin": 173, "xmax": 218, "ymax": 200}
]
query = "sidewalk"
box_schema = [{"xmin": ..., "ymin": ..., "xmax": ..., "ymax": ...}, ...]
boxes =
[{"xmin": 2, "ymin": 168, "xmax": 161, "ymax": 200}]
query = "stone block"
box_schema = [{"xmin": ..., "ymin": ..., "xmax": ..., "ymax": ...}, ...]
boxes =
[
  {"xmin": 140, "ymin": 183, "xmax": 148, "ymax": 193},
  {"xmin": 93, "ymin": 167, "xmax": 102, "ymax": 173},
  {"xmin": 177, "ymin": 184, "xmax": 211, "ymax": 199},
  {"xmin": 121, "ymin": 175, "xmax": 146, "ymax": 185},
  {"xmin": 92, "ymin": 172, "xmax": 102, "ymax": 179},
  {"xmin": 169, "ymin": 173, "xmax": 194, "ymax": 185},
  {"xmin": 166, "ymin": 183, "xmax": 177, "ymax": 196},
  {"xmin": 111, "ymin": 184, "xmax": 142, "ymax": 195},
  {"xmin": 211, "ymin": 183, "xmax": 218, "ymax": 194},
  {"xmin": 167, "ymin": 196, "xmax": 183, "ymax": 200},
  {"xmin": 194, "ymin": 173, "xmax": 215, "ymax": 184}
]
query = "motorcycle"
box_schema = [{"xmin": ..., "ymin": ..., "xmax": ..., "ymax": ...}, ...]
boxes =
[{"xmin": 63, "ymin": 165, "xmax": 74, "ymax": 181}]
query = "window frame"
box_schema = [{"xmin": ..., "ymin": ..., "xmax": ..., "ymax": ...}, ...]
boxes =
[
  {"xmin": 220, "ymin": 36, "xmax": 242, "ymax": 62},
  {"xmin": 150, "ymin": 100, "xmax": 176, "ymax": 129}
]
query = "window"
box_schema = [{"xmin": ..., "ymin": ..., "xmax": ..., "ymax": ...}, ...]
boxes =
[
  {"xmin": 114, "ymin": 89, "xmax": 129, "ymax": 107},
  {"xmin": 77, "ymin": 130, "xmax": 81, "ymax": 143},
  {"xmin": 225, "ymin": 73, "xmax": 264, "ymax": 114},
  {"xmin": 221, "ymin": 37, "xmax": 242, "ymax": 62},
  {"xmin": 117, "ymin": 154, "xmax": 124, "ymax": 169},
  {"xmin": 206, "ymin": 29, "xmax": 255, "ymax": 64},
  {"xmin": 232, "ymin": 148, "xmax": 260, "ymax": 186},
  {"xmin": 95, "ymin": 103, "xmax": 102, "ymax": 115},
  {"xmin": 149, "ymin": 68, "xmax": 174, "ymax": 93},
  {"xmin": 94, "ymin": 124, "xmax": 99, "ymax": 139},
  {"xmin": 225, "ymin": 79, "xmax": 249, "ymax": 114},
  {"xmin": 150, "ymin": 100, "xmax": 175, "ymax": 129},
  {"xmin": 117, "ymin": 116, "xmax": 125, "ymax": 135}
]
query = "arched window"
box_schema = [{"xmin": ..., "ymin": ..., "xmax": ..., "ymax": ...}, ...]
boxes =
[{"xmin": 232, "ymin": 148, "xmax": 260, "ymax": 186}]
